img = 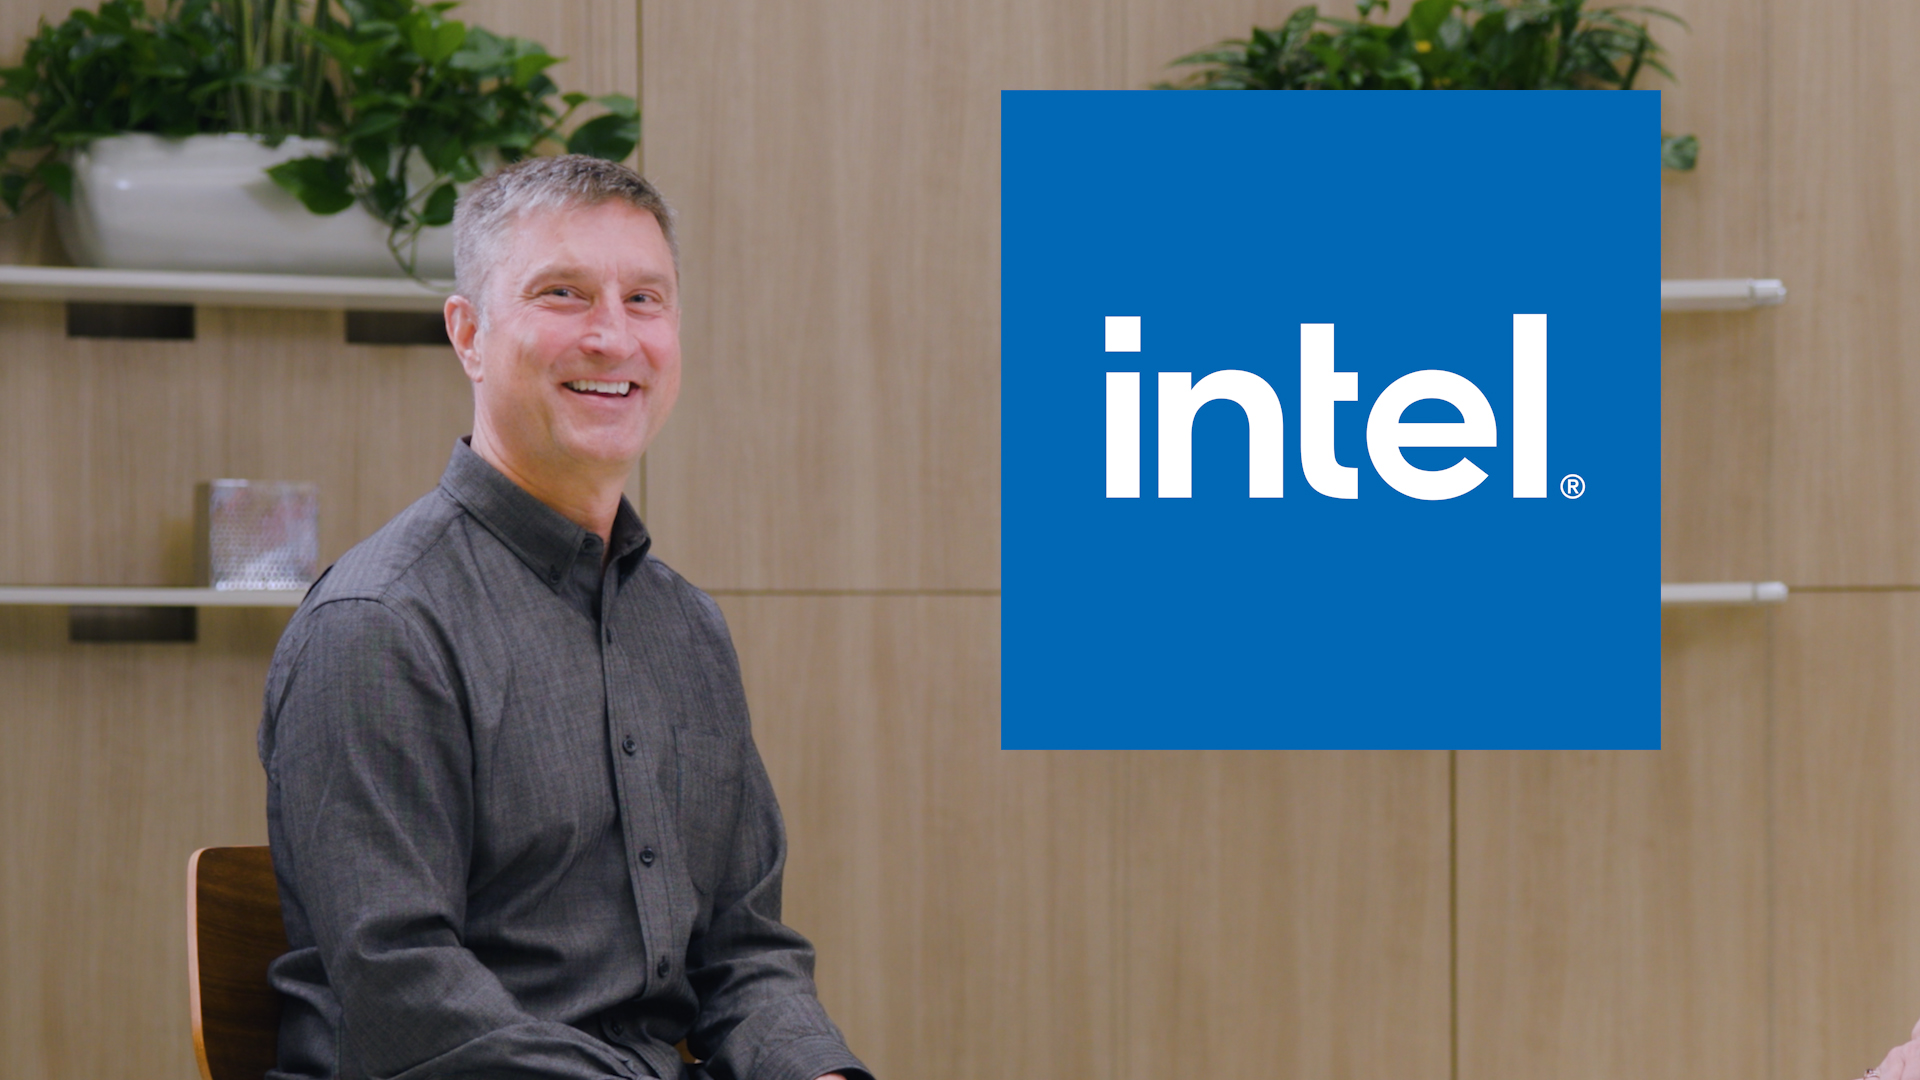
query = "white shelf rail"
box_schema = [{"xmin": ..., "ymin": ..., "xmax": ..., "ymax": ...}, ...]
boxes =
[
  {"xmin": 1661, "ymin": 581, "xmax": 1789, "ymax": 606},
  {"xmin": 1661, "ymin": 278, "xmax": 1788, "ymax": 312},
  {"xmin": 0, "ymin": 265, "xmax": 446, "ymax": 312},
  {"xmin": 0, "ymin": 266, "xmax": 1775, "ymax": 316},
  {"xmin": 0, "ymin": 586, "xmax": 306, "ymax": 607}
]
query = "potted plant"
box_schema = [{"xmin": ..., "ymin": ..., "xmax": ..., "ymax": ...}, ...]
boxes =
[
  {"xmin": 0, "ymin": 0, "xmax": 638, "ymax": 279},
  {"xmin": 1156, "ymin": 0, "xmax": 1698, "ymax": 171}
]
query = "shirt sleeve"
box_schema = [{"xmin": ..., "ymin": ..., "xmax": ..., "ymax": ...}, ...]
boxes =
[
  {"xmin": 679, "ymin": 596, "xmax": 875, "ymax": 1080},
  {"xmin": 263, "ymin": 597, "xmax": 639, "ymax": 1080}
]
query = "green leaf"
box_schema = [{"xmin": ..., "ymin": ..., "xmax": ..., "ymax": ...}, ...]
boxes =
[
  {"xmin": 1406, "ymin": 0, "xmax": 1455, "ymax": 40},
  {"xmin": 566, "ymin": 111, "xmax": 638, "ymax": 161},
  {"xmin": 35, "ymin": 159, "xmax": 73, "ymax": 203},
  {"xmin": 420, "ymin": 181, "xmax": 457, "ymax": 226},
  {"xmin": 369, "ymin": 174, "xmax": 407, "ymax": 220},
  {"xmin": 351, "ymin": 136, "xmax": 391, "ymax": 179},
  {"xmin": 266, "ymin": 155, "xmax": 356, "ymax": 215},
  {"xmin": 1, "ymin": 171, "xmax": 27, "ymax": 214},
  {"xmin": 418, "ymin": 126, "xmax": 465, "ymax": 173},
  {"xmin": 417, "ymin": 19, "xmax": 466, "ymax": 64},
  {"xmin": 0, "ymin": 64, "xmax": 34, "ymax": 100},
  {"xmin": 593, "ymin": 93, "xmax": 638, "ymax": 118},
  {"xmin": 1661, "ymin": 132, "xmax": 1698, "ymax": 170},
  {"xmin": 510, "ymin": 50, "xmax": 562, "ymax": 87},
  {"xmin": 346, "ymin": 108, "xmax": 405, "ymax": 140}
]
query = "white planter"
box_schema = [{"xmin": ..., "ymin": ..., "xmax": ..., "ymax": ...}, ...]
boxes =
[{"xmin": 55, "ymin": 133, "xmax": 453, "ymax": 279}]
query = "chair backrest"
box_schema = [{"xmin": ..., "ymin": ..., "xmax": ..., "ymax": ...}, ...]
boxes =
[
  {"xmin": 188, "ymin": 846, "xmax": 288, "ymax": 1080},
  {"xmin": 187, "ymin": 844, "xmax": 700, "ymax": 1071}
]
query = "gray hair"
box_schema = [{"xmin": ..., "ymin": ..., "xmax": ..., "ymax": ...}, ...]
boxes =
[{"xmin": 452, "ymin": 155, "xmax": 677, "ymax": 322}]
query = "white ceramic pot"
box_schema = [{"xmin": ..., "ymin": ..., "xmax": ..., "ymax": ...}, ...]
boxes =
[{"xmin": 55, "ymin": 133, "xmax": 453, "ymax": 278}]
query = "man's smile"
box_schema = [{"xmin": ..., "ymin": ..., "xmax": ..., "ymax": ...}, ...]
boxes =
[{"xmin": 563, "ymin": 379, "xmax": 634, "ymax": 397}]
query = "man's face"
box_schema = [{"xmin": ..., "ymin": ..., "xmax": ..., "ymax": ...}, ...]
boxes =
[{"xmin": 453, "ymin": 200, "xmax": 681, "ymax": 482}]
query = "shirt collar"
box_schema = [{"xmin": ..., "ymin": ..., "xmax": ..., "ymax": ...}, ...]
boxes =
[{"xmin": 438, "ymin": 438, "xmax": 652, "ymax": 593}]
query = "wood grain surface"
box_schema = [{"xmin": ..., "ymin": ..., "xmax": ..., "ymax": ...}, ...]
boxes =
[
  {"xmin": 1115, "ymin": 749, "xmax": 1450, "ymax": 1078},
  {"xmin": 0, "ymin": 607, "xmax": 286, "ymax": 1080},
  {"xmin": 640, "ymin": 1, "xmax": 1359, "ymax": 591},
  {"xmin": 1772, "ymin": 593, "xmax": 1920, "ymax": 1080},
  {"xmin": 1767, "ymin": 1, "xmax": 1920, "ymax": 585},
  {"xmin": 188, "ymin": 846, "xmax": 286, "ymax": 1080},
  {"xmin": 1466, "ymin": 3, "xmax": 1920, "ymax": 1079},
  {"xmin": 719, "ymin": 594, "xmax": 1452, "ymax": 1080},
  {"xmin": 1457, "ymin": 606, "xmax": 1772, "ymax": 1080}
]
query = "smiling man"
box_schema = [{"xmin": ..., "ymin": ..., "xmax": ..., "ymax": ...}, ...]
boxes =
[{"xmin": 257, "ymin": 157, "xmax": 869, "ymax": 1080}]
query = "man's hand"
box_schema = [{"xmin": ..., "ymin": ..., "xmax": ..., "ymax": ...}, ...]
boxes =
[{"xmin": 1864, "ymin": 1016, "xmax": 1920, "ymax": 1080}]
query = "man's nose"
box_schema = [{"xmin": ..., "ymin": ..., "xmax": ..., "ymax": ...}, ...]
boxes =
[{"xmin": 581, "ymin": 294, "xmax": 639, "ymax": 357}]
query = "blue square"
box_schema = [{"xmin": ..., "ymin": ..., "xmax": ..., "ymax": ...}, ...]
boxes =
[{"xmin": 1001, "ymin": 90, "xmax": 1660, "ymax": 749}]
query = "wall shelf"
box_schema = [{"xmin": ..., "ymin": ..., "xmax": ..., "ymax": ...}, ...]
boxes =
[
  {"xmin": 0, "ymin": 586, "xmax": 306, "ymax": 607},
  {"xmin": 1661, "ymin": 278, "xmax": 1788, "ymax": 311},
  {"xmin": 6, "ymin": 584, "xmax": 1779, "ymax": 608},
  {"xmin": 1661, "ymin": 581, "xmax": 1788, "ymax": 605},
  {"xmin": 1, "ymin": 266, "xmax": 1776, "ymax": 316},
  {"xmin": 0, "ymin": 265, "xmax": 446, "ymax": 313}
]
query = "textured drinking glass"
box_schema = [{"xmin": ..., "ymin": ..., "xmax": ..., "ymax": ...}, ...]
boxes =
[{"xmin": 195, "ymin": 480, "xmax": 319, "ymax": 590}]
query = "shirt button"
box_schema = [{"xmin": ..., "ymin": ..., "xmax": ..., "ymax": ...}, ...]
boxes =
[
  {"xmin": 547, "ymin": 566, "xmax": 560, "ymax": 583},
  {"xmin": 639, "ymin": 846, "xmax": 656, "ymax": 866},
  {"xmin": 656, "ymin": 957, "xmax": 671, "ymax": 979},
  {"xmin": 622, "ymin": 735, "xmax": 637, "ymax": 756},
  {"xmin": 609, "ymin": 1020, "xmax": 625, "ymax": 1036}
]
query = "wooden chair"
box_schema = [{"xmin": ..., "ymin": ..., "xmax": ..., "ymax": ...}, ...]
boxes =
[
  {"xmin": 188, "ymin": 846, "xmax": 288, "ymax": 1080},
  {"xmin": 187, "ymin": 845, "xmax": 700, "ymax": 1076}
]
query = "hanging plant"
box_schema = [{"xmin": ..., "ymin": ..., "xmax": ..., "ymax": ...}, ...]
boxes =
[
  {"xmin": 1156, "ymin": 0, "xmax": 1697, "ymax": 170},
  {"xmin": 266, "ymin": 0, "xmax": 638, "ymax": 276},
  {"xmin": 0, "ymin": 0, "xmax": 639, "ymax": 277}
]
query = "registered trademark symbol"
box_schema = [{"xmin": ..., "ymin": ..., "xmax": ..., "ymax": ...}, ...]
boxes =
[{"xmin": 1560, "ymin": 474, "xmax": 1586, "ymax": 499}]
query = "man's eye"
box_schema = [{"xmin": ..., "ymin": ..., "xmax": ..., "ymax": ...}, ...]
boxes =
[
  {"xmin": 548, "ymin": 287, "xmax": 578, "ymax": 298},
  {"xmin": 628, "ymin": 293, "xmax": 656, "ymax": 304}
]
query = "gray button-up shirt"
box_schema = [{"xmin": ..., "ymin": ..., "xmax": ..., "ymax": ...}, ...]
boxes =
[{"xmin": 258, "ymin": 440, "xmax": 869, "ymax": 1080}]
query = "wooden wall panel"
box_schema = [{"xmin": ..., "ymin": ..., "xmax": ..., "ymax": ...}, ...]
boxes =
[
  {"xmin": 655, "ymin": 6, "xmax": 1453, "ymax": 1080},
  {"xmin": 1462, "ymin": 5, "xmax": 1780, "ymax": 1079},
  {"xmin": 1767, "ymin": 0, "xmax": 1920, "ymax": 585},
  {"xmin": 719, "ymin": 595, "xmax": 1120, "ymax": 1079},
  {"xmin": 1658, "ymin": 0, "xmax": 1777, "ymax": 583},
  {"xmin": 1662, "ymin": 309, "xmax": 1776, "ymax": 582},
  {"xmin": 0, "ymin": 607, "xmax": 286, "ymax": 1080},
  {"xmin": 642, "ymin": 0, "xmax": 1046, "ymax": 591},
  {"xmin": 1772, "ymin": 593, "xmax": 1920, "ymax": 1080},
  {"xmin": 1457, "ymin": 607, "xmax": 1771, "ymax": 1080},
  {"xmin": 722, "ymin": 595, "xmax": 1451, "ymax": 1080},
  {"xmin": 1117, "ymin": 750, "xmax": 1451, "ymax": 1079},
  {"xmin": 640, "ymin": 1, "xmax": 1363, "ymax": 590},
  {"xmin": 0, "ymin": 303, "xmax": 472, "ymax": 583},
  {"xmin": 1658, "ymin": 0, "xmax": 1771, "ymax": 282}
]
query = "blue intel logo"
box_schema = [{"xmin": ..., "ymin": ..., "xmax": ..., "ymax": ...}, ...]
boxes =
[
  {"xmin": 1001, "ymin": 91, "xmax": 1660, "ymax": 749},
  {"xmin": 1104, "ymin": 315, "xmax": 1550, "ymax": 502}
]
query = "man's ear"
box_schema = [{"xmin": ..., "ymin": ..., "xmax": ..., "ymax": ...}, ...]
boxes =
[{"xmin": 446, "ymin": 295, "xmax": 484, "ymax": 382}]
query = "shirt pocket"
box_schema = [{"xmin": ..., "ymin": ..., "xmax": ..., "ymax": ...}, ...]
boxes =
[{"xmin": 672, "ymin": 727, "xmax": 744, "ymax": 898}]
